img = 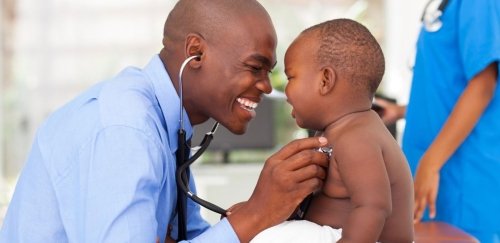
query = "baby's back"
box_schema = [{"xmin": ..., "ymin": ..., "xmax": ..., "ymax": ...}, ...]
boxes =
[{"xmin": 305, "ymin": 110, "xmax": 414, "ymax": 242}]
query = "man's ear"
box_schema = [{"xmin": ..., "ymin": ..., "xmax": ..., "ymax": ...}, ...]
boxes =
[
  {"xmin": 184, "ymin": 33, "xmax": 205, "ymax": 69},
  {"xmin": 319, "ymin": 66, "xmax": 336, "ymax": 95}
]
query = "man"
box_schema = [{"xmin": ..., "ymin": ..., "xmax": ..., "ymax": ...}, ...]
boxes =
[{"xmin": 0, "ymin": 0, "xmax": 329, "ymax": 242}]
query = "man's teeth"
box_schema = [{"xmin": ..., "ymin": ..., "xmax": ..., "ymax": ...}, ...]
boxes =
[{"xmin": 237, "ymin": 98, "xmax": 258, "ymax": 111}]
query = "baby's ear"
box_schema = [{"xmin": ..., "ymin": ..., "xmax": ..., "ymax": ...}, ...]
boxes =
[{"xmin": 319, "ymin": 66, "xmax": 336, "ymax": 95}]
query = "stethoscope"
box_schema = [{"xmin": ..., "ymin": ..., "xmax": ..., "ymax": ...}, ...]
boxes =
[
  {"xmin": 421, "ymin": 0, "xmax": 449, "ymax": 32},
  {"xmin": 175, "ymin": 55, "xmax": 227, "ymax": 241}
]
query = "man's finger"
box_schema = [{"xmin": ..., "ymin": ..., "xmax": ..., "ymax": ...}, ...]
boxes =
[
  {"xmin": 295, "ymin": 177, "xmax": 324, "ymax": 201},
  {"xmin": 286, "ymin": 149, "xmax": 329, "ymax": 171},
  {"xmin": 271, "ymin": 137, "xmax": 328, "ymax": 160},
  {"xmin": 291, "ymin": 163, "xmax": 327, "ymax": 182}
]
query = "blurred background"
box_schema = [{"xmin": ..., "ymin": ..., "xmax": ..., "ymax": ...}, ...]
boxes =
[{"xmin": 0, "ymin": 0, "xmax": 427, "ymax": 224}]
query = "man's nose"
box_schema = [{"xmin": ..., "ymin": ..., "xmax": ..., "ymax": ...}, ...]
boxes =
[{"xmin": 256, "ymin": 76, "xmax": 272, "ymax": 94}]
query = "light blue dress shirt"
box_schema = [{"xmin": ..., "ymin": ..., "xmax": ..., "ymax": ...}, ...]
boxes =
[{"xmin": 0, "ymin": 55, "xmax": 240, "ymax": 243}]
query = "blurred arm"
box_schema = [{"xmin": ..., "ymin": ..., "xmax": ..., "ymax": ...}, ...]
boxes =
[{"xmin": 413, "ymin": 62, "xmax": 498, "ymax": 221}]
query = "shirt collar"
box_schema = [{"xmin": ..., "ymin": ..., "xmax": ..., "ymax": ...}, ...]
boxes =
[{"xmin": 143, "ymin": 54, "xmax": 193, "ymax": 152}]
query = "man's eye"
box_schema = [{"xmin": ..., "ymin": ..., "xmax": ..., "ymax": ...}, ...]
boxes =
[
  {"xmin": 249, "ymin": 65, "xmax": 262, "ymax": 73},
  {"xmin": 244, "ymin": 63, "xmax": 262, "ymax": 72}
]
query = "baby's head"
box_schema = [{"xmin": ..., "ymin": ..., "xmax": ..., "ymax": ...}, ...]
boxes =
[{"xmin": 284, "ymin": 19, "xmax": 384, "ymax": 130}]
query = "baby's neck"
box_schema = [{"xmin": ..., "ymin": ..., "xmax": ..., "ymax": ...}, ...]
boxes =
[{"xmin": 322, "ymin": 108, "xmax": 372, "ymax": 131}]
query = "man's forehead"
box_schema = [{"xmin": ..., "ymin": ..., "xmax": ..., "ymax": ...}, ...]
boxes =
[{"xmin": 246, "ymin": 53, "xmax": 276, "ymax": 67}]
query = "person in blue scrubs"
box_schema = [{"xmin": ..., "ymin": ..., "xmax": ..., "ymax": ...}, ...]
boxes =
[
  {"xmin": 0, "ymin": 0, "xmax": 330, "ymax": 242},
  {"xmin": 376, "ymin": 0, "xmax": 500, "ymax": 242}
]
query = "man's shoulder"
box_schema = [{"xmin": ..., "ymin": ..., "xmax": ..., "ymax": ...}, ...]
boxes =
[
  {"xmin": 100, "ymin": 67, "xmax": 156, "ymax": 109},
  {"xmin": 97, "ymin": 68, "xmax": 164, "ymax": 129},
  {"xmin": 37, "ymin": 66, "xmax": 165, "ymax": 150}
]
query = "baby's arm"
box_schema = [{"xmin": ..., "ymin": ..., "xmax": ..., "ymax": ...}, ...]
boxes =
[{"xmin": 334, "ymin": 132, "xmax": 391, "ymax": 242}]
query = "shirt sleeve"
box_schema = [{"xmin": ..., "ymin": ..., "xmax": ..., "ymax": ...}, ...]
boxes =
[
  {"xmin": 180, "ymin": 218, "xmax": 240, "ymax": 243},
  {"xmin": 458, "ymin": 0, "xmax": 500, "ymax": 80},
  {"xmin": 82, "ymin": 125, "xmax": 164, "ymax": 242}
]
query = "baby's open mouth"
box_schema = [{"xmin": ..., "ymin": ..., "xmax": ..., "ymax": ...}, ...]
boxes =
[{"xmin": 237, "ymin": 98, "xmax": 258, "ymax": 111}]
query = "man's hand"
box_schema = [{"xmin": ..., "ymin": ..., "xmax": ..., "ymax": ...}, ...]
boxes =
[
  {"xmin": 226, "ymin": 201, "xmax": 246, "ymax": 215},
  {"xmin": 157, "ymin": 225, "xmax": 175, "ymax": 243},
  {"xmin": 227, "ymin": 137, "xmax": 329, "ymax": 242}
]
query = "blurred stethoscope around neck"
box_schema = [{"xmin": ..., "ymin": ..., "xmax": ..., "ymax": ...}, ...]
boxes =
[
  {"xmin": 421, "ymin": 0, "xmax": 449, "ymax": 32},
  {"xmin": 406, "ymin": 0, "xmax": 450, "ymax": 71},
  {"xmin": 175, "ymin": 55, "xmax": 227, "ymax": 241}
]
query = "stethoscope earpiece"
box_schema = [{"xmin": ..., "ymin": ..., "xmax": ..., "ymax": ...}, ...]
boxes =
[{"xmin": 178, "ymin": 55, "xmax": 202, "ymax": 131}]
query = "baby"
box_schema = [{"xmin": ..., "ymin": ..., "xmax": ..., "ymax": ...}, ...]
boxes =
[{"xmin": 251, "ymin": 19, "xmax": 414, "ymax": 242}]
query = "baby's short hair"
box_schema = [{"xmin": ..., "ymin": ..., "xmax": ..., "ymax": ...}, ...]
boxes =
[{"xmin": 303, "ymin": 19, "xmax": 385, "ymax": 96}]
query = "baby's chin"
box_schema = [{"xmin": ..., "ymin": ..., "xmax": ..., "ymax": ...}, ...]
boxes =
[{"xmin": 294, "ymin": 119, "xmax": 308, "ymax": 130}]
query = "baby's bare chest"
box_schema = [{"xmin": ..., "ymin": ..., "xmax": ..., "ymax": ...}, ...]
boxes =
[{"xmin": 323, "ymin": 159, "xmax": 349, "ymax": 198}]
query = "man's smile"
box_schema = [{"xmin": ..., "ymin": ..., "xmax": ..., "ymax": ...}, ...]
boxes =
[{"xmin": 237, "ymin": 97, "xmax": 259, "ymax": 112}]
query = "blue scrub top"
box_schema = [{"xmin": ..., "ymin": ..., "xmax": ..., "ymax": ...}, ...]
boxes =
[{"xmin": 403, "ymin": 0, "xmax": 500, "ymax": 234}]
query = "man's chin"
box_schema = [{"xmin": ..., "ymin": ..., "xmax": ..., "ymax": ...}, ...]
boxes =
[{"xmin": 223, "ymin": 122, "xmax": 248, "ymax": 135}]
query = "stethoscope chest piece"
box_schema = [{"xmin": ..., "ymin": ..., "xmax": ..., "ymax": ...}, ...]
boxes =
[{"xmin": 317, "ymin": 146, "xmax": 333, "ymax": 159}]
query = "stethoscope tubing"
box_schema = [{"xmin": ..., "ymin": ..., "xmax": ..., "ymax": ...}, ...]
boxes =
[{"xmin": 175, "ymin": 55, "xmax": 226, "ymax": 216}]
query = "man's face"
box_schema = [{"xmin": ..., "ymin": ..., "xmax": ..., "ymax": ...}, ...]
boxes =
[
  {"xmin": 193, "ymin": 16, "xmax": 277, "ymax": 134},
  {"xmin": 284, "ymin": 35, "xmax": 323, "ymax": 130}
]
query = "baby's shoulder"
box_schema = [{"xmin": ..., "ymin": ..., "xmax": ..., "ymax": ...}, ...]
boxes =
[
  {"xmin": 326, "ymin": 124, "xmax": 385, "ymax": 161},
  {"xmin": 326, "ymin": 121, "xmax": 377, "ymax": 144}
]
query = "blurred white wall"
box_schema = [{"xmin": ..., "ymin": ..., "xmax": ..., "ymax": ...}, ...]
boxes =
[
  {"xmin": 383, "ymin": 0, "xmax": 427, "ymax": 104},
  {"xmin": 383, "ymin": 0, "xmax": 427, "ymax": 141},
  {"xmin": 0, "ymin": 0, "xmax": 4, "ymax": 178},
  {"xmin": 1, "ymin": 0, "xmax": 176, "ymax": 179}
]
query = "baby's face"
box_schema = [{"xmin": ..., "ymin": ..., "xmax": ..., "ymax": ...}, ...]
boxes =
[{"xmin": 284, "ymin": 34, "xmax": 324, "ymax": 130}]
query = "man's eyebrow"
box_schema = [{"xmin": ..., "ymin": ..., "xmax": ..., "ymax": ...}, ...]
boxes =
[{"xmin": 248, "ymin": 54, "xmax": 277, "ymax": 69}]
